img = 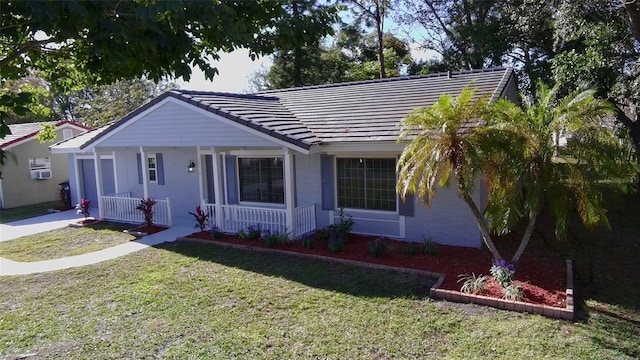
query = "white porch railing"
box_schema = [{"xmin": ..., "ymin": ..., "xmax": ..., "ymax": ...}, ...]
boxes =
[
  {"xmin": 204, "ymin": 203, "xmax": 316, "ymax": 238},
  {"xmin": 294, "ymin": 203, "xmax": 316, "ymax": 237},
  {"xmin": 101, "ymin": 196, "xmax": 172, "ymax": 226}
]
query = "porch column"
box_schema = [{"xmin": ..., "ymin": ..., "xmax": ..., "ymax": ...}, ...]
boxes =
[
  {"xmin": 197, "ymin": 147, "xmax": 205, "ymax": 208},
  {"xmin": 139, "ymin": 146, "xmax": 149, "ymax": 199},
  {"xmin": 73, "ymin": 153, "xmax": 82, "ymax": 206},
  {"xmin": 93, "ymin": 149, "xmax": 104, "ymax": 219},
  {"xmin": 211, "ymin": 150, "xmax": 224, "ymax": 229},
  {"xmin": 283, "ymin": 147, "xmax": 296, "ymax": 236}
]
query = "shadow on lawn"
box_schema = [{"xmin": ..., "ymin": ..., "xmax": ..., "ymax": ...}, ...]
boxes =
[{"xmin": 156, "ymin": 241, "xmax": 436, "ymax": 300}]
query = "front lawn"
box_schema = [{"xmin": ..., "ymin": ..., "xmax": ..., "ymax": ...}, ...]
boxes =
[
  {"xmin": 0, "ymin": 222, "xmax": 136, "ymax": 262},
  {"xmin": 0, "ymin": 201, "xmax": 63, "ymax": 224},
  {"xmin": 0, "ymin": 190, "xmax": 638, "ymax": 358},
  {"xmin": 1, "ymin": 240, "xmax": 638, "ymax": 358}
]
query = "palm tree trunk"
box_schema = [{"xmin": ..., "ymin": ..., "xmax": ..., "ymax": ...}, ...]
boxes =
[
  {"xmin": 511, "ymin": 214, "xmax": 537, "ymax": 264},
  {"xmin": 460, "ymin": 192, "xmax": 503, "ymax": 261}
]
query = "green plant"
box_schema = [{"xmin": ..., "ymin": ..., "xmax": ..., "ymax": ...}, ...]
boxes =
[
  {"xmin": 302, "ymin": 236, "xmax": 315, "ymax": 249},
  {"xmin": 421, "ymin": 237, "xmax": 441, "ymax": 256},
  {"xmin": 247, "ymin": 225, "xmax": 262, "ymax": 240},
  {"xmin": 367, "ymin": 237, "xmax": 387, "ymax": 258},
  {"xmin": 136, "ymin": 198, "xmax": 157, "ymax": 226},
  {"xmin": 329, "ymin": 208, "xmax": 355, "ymax": 236},
  {"xmin": 237, "ymin": 229, "xmax": 248, "ymax": 240},
  {"xmin": 490, "ymin": 260, "xmax": 516, "ymax": 288},
  {"xmin": 404, "ymin": 242, "xmax": 419, "ymax": 255},
  {"xmin": 457, "ymin": 273, "xmax": 490, "ymax": 294},
  {"xmin": 75, "ymin": 198, "xmax": 91, "ymax": 219},
  {"xmin": 502, "ymin": 283, "xmax": 523, "ymax": 301},
  {"xmin": 314, "ymin": 229, "xmax": 330, "ymax": 242},
  {"xmin": 210, "ymin": 225, "xmax": 223, "ymax": 240},
  {"xmin": 327, "ymin": 231, "xmax": 345, "ymax": 253},
  {"xmin": 261, "ymin": 229, "xmax": 290, "ymax": 247},
  {"xmin": 189, "ymin": 205, "xmax": 210, "ymax": 231}
]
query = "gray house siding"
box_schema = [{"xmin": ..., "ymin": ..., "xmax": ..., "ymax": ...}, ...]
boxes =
[{"xmin": 98, "ymin": 101, "xmax": 276, "ymax": 148}]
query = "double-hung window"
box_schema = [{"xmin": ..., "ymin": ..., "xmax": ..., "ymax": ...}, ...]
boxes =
[
  {"xmin": 336, "ymin": 158, "xmax": 397, "ymax": 211},
  {"xmin": 147, "ymin": 154, "xmax": 157, "ymax": 183},
  {"xmin": 238, "ymin": 157, "xmax": 284, "ymax": 204}
]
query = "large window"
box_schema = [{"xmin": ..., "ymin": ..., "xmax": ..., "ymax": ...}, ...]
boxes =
[
  {"xmin": 238, "ymin": 158, "xmax": 284, "ymax": 204},
  {"xmin": 336, "ymin": 158, "xmax": 397, "ymax": 211}
]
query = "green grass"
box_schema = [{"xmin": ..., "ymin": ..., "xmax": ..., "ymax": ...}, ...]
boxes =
[
  {"xmin": 0, "ymin": 201, "xmax": 63, "ymax": 224},
  {"xmin": 0, "ymin": 222, "xmax": 136, "ymax": 262},
  {"xmin": 0, "ymin": 191, "xmax": 638, "ymax": 358}
]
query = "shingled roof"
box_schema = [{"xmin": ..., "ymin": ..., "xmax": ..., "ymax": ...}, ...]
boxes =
[
  {"xmin": 55, "ymin": 68, "xmax": 516, "ymax": 152},
  {"xmin": 1, "ymin": 121, "xmax": 90, "ymax": 149}
]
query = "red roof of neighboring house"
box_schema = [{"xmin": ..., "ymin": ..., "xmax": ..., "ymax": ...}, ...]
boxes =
[{"xmin": 0, "ymin": 121, "xmax": 90, "ymax": 149}]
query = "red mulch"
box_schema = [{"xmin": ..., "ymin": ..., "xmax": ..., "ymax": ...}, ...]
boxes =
[
  {"xmin": 185, "ymin": 231, "xmax": 567, "ymax": 308},
  {"xmin": 130, "ymin": 225, "xmax": 168, "ymax": 235},
  {"xmin": 76, "ymin": 219, "xmax": 101, "ymax": 225}
]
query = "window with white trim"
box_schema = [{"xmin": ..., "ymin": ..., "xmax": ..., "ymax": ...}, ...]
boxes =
[
  {"xmin": 238, "ymin": 157, "xmax": 284, "ymax": 204},
  {"xmin": 29, "ymin": 157, "xmax": 52, "ymax": 179},
  {"xmin": 147, "ymin": 154, "xmax": 158, "ymax": 183},
  {"xmin": 336, "ymin": 158, "xmax": 397, "ymax": 211},
  {"xmin": 63, "ymin": 129, "xmax": 73, "ymax": 139}
]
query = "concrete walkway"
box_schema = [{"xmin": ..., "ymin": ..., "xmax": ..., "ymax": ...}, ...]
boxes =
[{"xmin": 0, "ymin": 212, "xmax": 191, "ymax": 276}]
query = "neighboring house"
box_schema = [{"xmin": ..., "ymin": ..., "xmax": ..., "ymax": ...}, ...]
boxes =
[
  {"xmin": 0, "ymin": 121, "xmax": 90, "ymax": 208},
  {"xmin": 51, "ymin": 68, "xmax": 518, "ymax": 247}
]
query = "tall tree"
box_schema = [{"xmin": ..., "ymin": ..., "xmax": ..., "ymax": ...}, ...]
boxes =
[
  {"xmin": 266, "ymin": 0, "xmax": 340, "ymax": 87},
  {"xmin": 1, "ymin": 0, "xmax": 330, "ymax": 175},
  {"xmin": 553, "ymin": 0, "xmax": 640, "ymax": 173},
  {"xmin": 488, "ymin": 82, "xmax": 636, "ymax": 264},
  {"xmin": 344, "ymin": 0, "xmax": 392, "ymax": 78},
  {"xmin": 399, "ymin": 0, "xmax": 555, "ymax": 95}
]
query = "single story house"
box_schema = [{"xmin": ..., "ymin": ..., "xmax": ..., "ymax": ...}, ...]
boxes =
[
  {"xmin": 0, "ymin": 121, "xmax": 90, "ymax": 208},
  {"xmin": 51, "ymin": 67, "xmax": 518, "ymax": 247}
]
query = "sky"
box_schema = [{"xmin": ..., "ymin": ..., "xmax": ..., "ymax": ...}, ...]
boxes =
[{"xmin": 177, "ymin": 43, "xmax": 436, "ymax": 94}]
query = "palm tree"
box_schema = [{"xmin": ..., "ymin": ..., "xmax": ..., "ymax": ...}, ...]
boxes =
[
  {"xmin": 396, "ymin": 86, "xmax": 505, "ymax": 261},
  {"xmin": 487, "ymin": 81, "xmax": 636, "ymax": 264}
]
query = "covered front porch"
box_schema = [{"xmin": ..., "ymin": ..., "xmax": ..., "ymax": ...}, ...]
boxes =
[{"xmin": 92, "ymin": 145, "xmax": 316, "ymax": 238}]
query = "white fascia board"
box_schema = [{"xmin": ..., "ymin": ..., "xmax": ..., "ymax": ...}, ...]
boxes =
[{"xmin": 317, "ymin": 141, "xmax": 407, "ymax": 156}]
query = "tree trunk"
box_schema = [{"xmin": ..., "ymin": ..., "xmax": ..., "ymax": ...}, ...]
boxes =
[
  {"xmin": 460, "ymin": 192, "xmax": 503, "ymax": 261},
  {"xmin": 376, "ymin": 10, "xmax": 385, "ymax": 78},
  {"xmin": 511, "ymin": 214, "xmax": 537, "ymax": 264},
  {"xmin": 622, "ymin": 1, "xmax": 640, "ymax": 43}
]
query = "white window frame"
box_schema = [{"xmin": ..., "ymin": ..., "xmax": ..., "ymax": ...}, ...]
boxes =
[
  {"xmin": 147, "ymin": 154, "xmax": 158, "ymax": 184},
  {"xmin": 334, "ymin": 156, "xmax": 398, "ymax": 214},
  {"xmin": 237, "ymin": 156, "xmax": 286, "ymax": 206},
  {"xmin": 63, "ymin": 129, "xmax": 73, "ymax": 140}
]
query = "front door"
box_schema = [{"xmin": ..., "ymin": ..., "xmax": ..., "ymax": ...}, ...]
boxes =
[{"xmin": 79, "ymin": 159, "xmax": 116, "ymax": 212}]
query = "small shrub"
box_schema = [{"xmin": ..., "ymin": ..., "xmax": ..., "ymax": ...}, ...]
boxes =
[
  {"xmin": 327, "ymin": 232, "xmax": 345, "ymax": 253},
  {"xmin": 75, "ymin": 198, "xmax": 91, "ymax": 219},
  {"xmin": 261, "ymin": 229, "xmax": 290, "ymax": 247},
  {"xmin": 404, "ymin": 242, "xmax": 420, "ymax": 255},
  {"xmin": 237, "ymin": 229, "xmax": 248, "ymax": 240},
  {"xmin": 328, "ymin": 208, "xmax": 354, "ymax": 240},
  {"xmin": 314, "ymin": 229, "xmax": 330, "ymax": 242},
  {"xmin": 490, "ymin": 260, "xmax": 516, "ymax": 288},
  {"xmin": 368, "ymin": 237, "xmax": 387, "ymax": 258},
  {"xmin": 136, "ymin": 198, "xmax": 158, "ymax": 226},
  {"xmin": 421, "ymin": 237, "xmax": 441, "ymax": 256},
  {"xmin": 210, "ymin": 225, "xmax": 223, "ymax": 240},
  {"xmin": 189, "ymin": 205, "xmax": 210, "ymax": 231},
  {"xmin": 458, "ymin": 273, "xmax": 490, "ymax": 294},
  {"xmin": 302, "ymin": 236, "xmax": 315, "ymax": 249},
  {"xmin": 247, "ymin": 224, "xmax": 262, "ymax": 240},
  {"xmin": 502, "ymin": 283, "xmax": 523, "ymax": 301}
]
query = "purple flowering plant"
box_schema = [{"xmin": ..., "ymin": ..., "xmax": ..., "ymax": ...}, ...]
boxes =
[{"xmin": 490, "ymin": 259, "xmax": 516, "ymax": 288}]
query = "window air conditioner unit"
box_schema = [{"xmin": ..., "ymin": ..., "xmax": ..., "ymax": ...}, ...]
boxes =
[{"xmin": 31, "ymin": 169, "xmax": 52, "ymax": 180}]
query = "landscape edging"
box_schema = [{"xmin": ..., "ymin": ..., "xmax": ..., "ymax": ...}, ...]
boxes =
[
  {"xmin": 176, "ymin": 236, "xmax": 574, "ymax": 320},
  {"xmin": 430, "ymin": 259, "xmax": 574, "ymax": 320}
]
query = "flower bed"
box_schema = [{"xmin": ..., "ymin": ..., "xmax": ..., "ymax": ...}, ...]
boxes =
[
  {"xmin": 68, "ymin": 218, "xmax": 102, "ymax": 227},
  {"xmin": 182, "ymin": 230, "xmax": 570, "ymax": 317},
  {"xmin": 124, "ymin": 225, "xmax": 168, "ymax": 237}
]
